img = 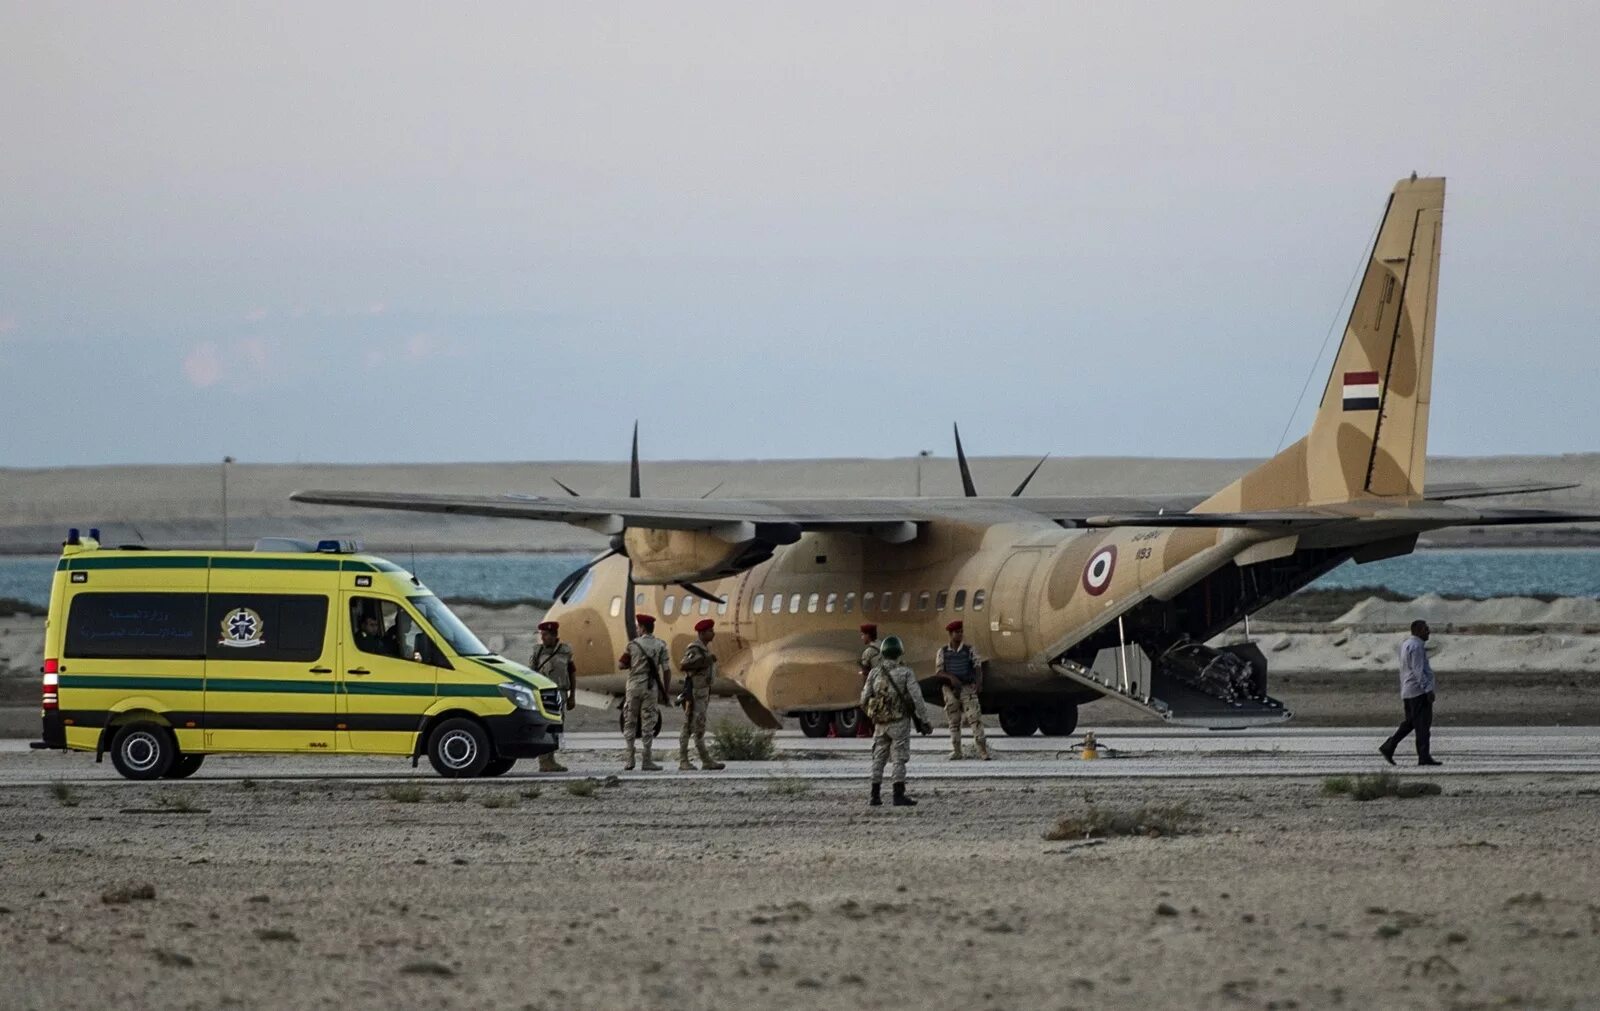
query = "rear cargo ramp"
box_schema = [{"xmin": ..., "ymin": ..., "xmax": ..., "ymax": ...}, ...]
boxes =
[{"xmin": 1051, "ymin": 640, "xmax": 1292, "ymax": 729}]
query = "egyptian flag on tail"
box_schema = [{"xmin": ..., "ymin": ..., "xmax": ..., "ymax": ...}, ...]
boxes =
[{"xmin": 1342, "ymin": 371, "xmax": 1381, "ymax": 411}]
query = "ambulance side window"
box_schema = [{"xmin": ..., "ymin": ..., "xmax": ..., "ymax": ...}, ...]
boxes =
[
  {"xmin": 349, "ymin": 596, "xmax": 439, "ymax": 666},
  {"xmin": 65, "ymin": 592, "xmax": 206, "ymax": 660},
  {"xmin": 206, "ymin": 594, "xmax": 328, "ymax": 662}
]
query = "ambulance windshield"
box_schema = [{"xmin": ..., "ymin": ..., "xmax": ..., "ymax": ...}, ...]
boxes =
[{"xmin": 409, "ymin": 595, "xmax": 490, "ymax": 656}]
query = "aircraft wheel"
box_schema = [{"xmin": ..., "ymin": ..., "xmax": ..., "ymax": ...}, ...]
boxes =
[
  {"xmin": 832, "ymin": 708, "xmax": 863, "ymax": 737},
  {"xmin": 163, "ymin": 754, "xmax": 206, "ymax": 779},
  {"xmin": 1037, "ymin": 704, "xmax": 1079, "ymax": 737},
  {"xmin": 482, "ymin": 757, "xmax": 517, "ymax": 777},
  {"xmin": 798, "ymin": 712, "xmax": 831, "ymax": 738},
  {"xmin": 997, "ymin": 707, "xmax": 1039, "ymax": 737}
]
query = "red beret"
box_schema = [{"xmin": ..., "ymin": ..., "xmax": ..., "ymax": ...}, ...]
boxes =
[
  {"xmin": 859, "ymin": 623, "xmax": 877, "ymax": 635},
  {"xmin": 945, "ymin": 620, "xmax": 964, "ymax": 633},
  {"xmin": 537, "ymin": 621, "xmax": 559, "ymax": 632},
  {"xmin": 635, "ymin": 614, "xmax": 655, "ymax": 626},
  {"xmin": 694, "ymin": 618, "xmax": 715, "ymax": 632}
]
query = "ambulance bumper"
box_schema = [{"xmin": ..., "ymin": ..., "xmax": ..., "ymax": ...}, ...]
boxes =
[{"xmin": 484, "ymin": 709, "xmax": 562, "ymax": 759}]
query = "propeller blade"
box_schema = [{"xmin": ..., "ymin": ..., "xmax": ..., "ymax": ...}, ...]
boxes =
[
  {"xmin": 676, "ymin": 581, "xmax": 726, "ymax": 605},
  {"xmin": 699, "ymin": 481, "xmax": 724, "ymax": 500},
  {"xmin": 953, "ymin": 423, "xmax": 978, "ymax": 498},
  {"xmin": 624, "ymin": 561, "xmax": 637, "ymax": 641},
  {"xmin": 553, "ymin": 549, "xmax": 617, "ymax": 604},
  {"xmin": 551, "ymin": 477, "xmax": 582, "ymax": 497},
  {"xmin": 1010, "ymin": 454, "xmax": 1049, "ymax": 497},
  {"xmin": 629, "ymin": 421, "xmax": 641, "ymax": 499}
]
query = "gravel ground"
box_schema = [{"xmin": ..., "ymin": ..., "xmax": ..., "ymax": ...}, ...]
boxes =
[{"xmin": 4, "ymin": 773, "xmax": 1599, "ymax": 1010}]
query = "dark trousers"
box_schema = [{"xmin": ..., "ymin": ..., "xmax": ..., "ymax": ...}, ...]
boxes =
[{"xmin": 1383, "ymin": 692, "xmax": 1434, "ymax": 760}]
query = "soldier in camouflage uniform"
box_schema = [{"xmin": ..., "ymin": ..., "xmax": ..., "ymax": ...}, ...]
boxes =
[
  {"xmin": 618, "ymin": 614, "xmax": 671, "ymax": 771},
  {"xmin": 936, "ymin": 620, "xmax": 990, "ymax": 760},
  {"xmin": 528, "ymin": 620, "xmax": 574, "ymax": 773},
  {"xmin": 860, "ymin": 635, "xmax": 930, "ymax": 807},
  {"xmin": 676, "ymin": 618, "xmax": 726, "ymax": 771},
  {"xmin": 858, "ymin": 623, "xmax": 882, "ymax": 679}
]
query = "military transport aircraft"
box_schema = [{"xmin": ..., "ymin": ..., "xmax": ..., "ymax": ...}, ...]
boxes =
[{"xmin": 295, "ymin": 176, "xmax": 1597, "ymax": 735}]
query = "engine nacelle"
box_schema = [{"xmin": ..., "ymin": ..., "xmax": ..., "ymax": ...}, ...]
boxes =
[
  {"xmin": 623, "ymin": 523, "xmax": 800, "ymax": 584},
  {"xmin": 742, "ymin": 642, "xmax": 863, "ymax": 714}
]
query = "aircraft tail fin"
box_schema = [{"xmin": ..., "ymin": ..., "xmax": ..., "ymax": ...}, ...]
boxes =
[{"xmin": 1198, "ymin": 175, "xmax": 1445, "ymax": 513}]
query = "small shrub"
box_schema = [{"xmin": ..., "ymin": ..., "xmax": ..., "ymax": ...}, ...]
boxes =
[
  {"xmin": 156, "ymin": 791, "xmax": 201, "ymax": 813},
  {"xmin": 565, "ymin": 778, "xmax": 600, "ymax": 798},
  {"xmin": 101, "ymin": 882, "xmax": 157, "ymax": 905},
  {"xmin": 433, "ymin": 787, "xmax": 469, "ymax": 804},
  {"xmin": 50, "ymin": 781, "xmax": 79, "ymax": 808},
  {"xmin": 384, "ymin": 784, "xmax": 426, "ymax": 804},
  {"xmin": 238, "ymin": 779, "xmax": 258, "ymax": 791},
  {"xmin": 766, "ymin": 777, "xmax": 811, "ymax": 797},
  {"xmin": 518, "ymin": 787, "xmax": 542, "ymax": 800},
  {"xmin": 712, "ymin": 720, "xmax": 776, "ymax": 761},
  {"xmin": 1325, "ymin": 773, "xmax": 1443, "ymax": 802},
  {"xmin": 254, "ymin": 927, "xmax": 298, "ymax": 942},
  {"xmin": 1043, "ymin": 804, "xmax": 1197, "ymax": 841},
  {"xmin": 480, "ymin": 793, "xmax": 516, "ymax": 809}
]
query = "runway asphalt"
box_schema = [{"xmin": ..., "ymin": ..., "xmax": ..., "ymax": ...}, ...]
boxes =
[{"xmin": 3, "ymin": 726, "xmax": 1597, "ymax": 784}]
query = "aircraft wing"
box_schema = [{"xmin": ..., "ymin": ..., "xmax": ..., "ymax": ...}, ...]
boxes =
[
  {"xmin": 1422, "ymin": 480, "xmax": 1581, "ymax": 501},
  {"xmin": 1077, "ymin": 503, "xmax": 1600, "ymax": 530},
  {"xmin": 290, "ymin": 488, "xmax": 1201, "ymax": 535}
]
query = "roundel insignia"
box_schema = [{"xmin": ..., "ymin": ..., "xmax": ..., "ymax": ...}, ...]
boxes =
[
  {"xmin": 219, "ymin": 606, "xmax": 266, "ymax": 648},
  {"xmin": 1081, "ymin": 545, "xmax": 1117, "ymax": 596}
]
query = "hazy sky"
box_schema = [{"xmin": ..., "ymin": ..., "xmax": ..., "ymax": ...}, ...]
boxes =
[{"xmin": 2, "ymin": 2, "xmax": 1596, "ymax": 467}]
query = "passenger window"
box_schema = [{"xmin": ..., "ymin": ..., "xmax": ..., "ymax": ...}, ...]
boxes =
[
  {"xmin": 65, "ymin": 592, "xmax": 206, "ymax": 660},
  {"xmin": 936, "ymin": 590, "xmax": 948, "ymax": 611},
  {"xmin": 609, "ymin": 596, "xmax": 623, "ymax": 618},
  {"xmin": 753, "ymin": 593, "xmax": 765, "ymax": 614},
  {"xmin": 201, "ymin": 593, "xmax": 329, "ymax": 663},
  {"xmin": 953, "ymin": 589, "xmax": 966, "ymax": 611},
  {"xmin": 843, "ymin": 592, "xmax": 855, "ymax": 613},
  {"xmin": 899, "ymin": 592, "xmax": 911, "ymax": 611},
  {"xmin": 700, "ymin": 598, "xmax": 711, "ymax": 616},
  {"xmin": 807, "ymin": 593, "xmax": 819, "ymax": 613},
  {"xmin": 717, "ymin": 599, "xmax": 728, "ymax": 616},
  {"xmin": 349, "ymin": 596, "xmax": 436, "ymax": 666},
  {"xmin": 862, "ymin": 592, "xmax": 874, "ymax": 612},
  {"xmin": 882, "ymin": 592, "xmax": 894, "ymax": 613},
  {"xmin": 635, "ymin": 591, "xmax": 646, "ymax": 610},
  {"xmin": 790, "ymin": 593, "xmax": 802, "ymax": 613},
  {"xmin": 663, "ymin": 595, "xmax": 676, "ymax": 617},
  {"xmin": 770, "ymin": 594, "xmax": 783, "ymax": 615},
  {"xmin": 973, "ymin": 589, "xmax": 987, "ymax": 611},
  {"xmin": 917, "ymin": 591, "xmax": 930, "ymax": 611}
]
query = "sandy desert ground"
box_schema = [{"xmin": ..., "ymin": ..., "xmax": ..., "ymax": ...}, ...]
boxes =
[{"xmin": 3, "ymin": 771, "xmax": 1599, "ymax": 1010}]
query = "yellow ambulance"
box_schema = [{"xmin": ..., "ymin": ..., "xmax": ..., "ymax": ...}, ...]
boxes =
[{"xmin": 32, "ymin": 530, "xmax": 563, "ymax": 779}]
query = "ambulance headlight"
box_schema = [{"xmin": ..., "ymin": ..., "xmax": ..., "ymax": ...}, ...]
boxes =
[{"xmin": 497, "ymin": 682, "xmax": 537, "ymax": 710}]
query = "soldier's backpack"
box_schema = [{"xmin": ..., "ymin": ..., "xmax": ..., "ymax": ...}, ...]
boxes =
[{"xmin": 863, "ymin": 666, "xmax": 907, "ymax": 724}]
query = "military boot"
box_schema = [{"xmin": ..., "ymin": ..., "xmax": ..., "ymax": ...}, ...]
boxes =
[
  {"xmin": 640, "ymin": 743, "xmax": 662, "ymax": 772},
  {"xmin": 892, "ymin": 782, "xmax": 917, "ymax": 807},
  {"xmin": 622, "ymin": 741, "xmax": 636, "ymax": 772},
  {"xmin": 976, "ymin": 742, "xmax": 992, "ymax": 762},
  {"xmin": 869, "ymin": 783, "xmax": 882, "ymax": 807},
  {"xmin": 696, "ymin": 739, "xmax": 725, "ymax": 771},
  {"xmin": 539, "ymin": 753, "xmax": 568, "ymax": 773},
  {"xmin": 948, "ymin": 734, "xmax": 964, "ymax": 761},
  {"xmin": 678, "ymin": 746, "xmax": 697, "ymax": 771}
]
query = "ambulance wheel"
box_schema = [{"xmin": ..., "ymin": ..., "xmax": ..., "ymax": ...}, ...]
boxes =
[
  {"xmin": 1037, "ymin": 704, "xmax": 1079, "ymax": 737},
  {"xmin": 998, "ymin": 707, "xmax": 1039, "ymax": 737},
  {"xmin": 109, "ymin": 722, "xmax": 176, "ymax": 780},
  {"xmin": 798, "ymin": 712, "xmax": 831, "ymax": 738},
  {"xmin": 832, "ymin": 708, "xmax": 863, "ymax": 736},
  {"xmin": 427, "ymin": 718, "xmax": 492, "ymax": 778},
  {"xmin": 482, "ymin": 757, "xmax": 516, "ymax": 777},
  {"xmin": 163, "ymin": 754, "xmax": 206, "ymax": 779}
]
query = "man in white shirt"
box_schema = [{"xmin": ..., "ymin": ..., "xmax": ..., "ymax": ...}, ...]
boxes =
[{"xmin": 1380, "ymin": 619, "xmax": 1442, "ymax": 767}]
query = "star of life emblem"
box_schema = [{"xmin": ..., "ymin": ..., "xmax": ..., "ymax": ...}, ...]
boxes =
[{"xmin": 219, "ymin": 607, "xmax": 266, "ymax": 648}]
